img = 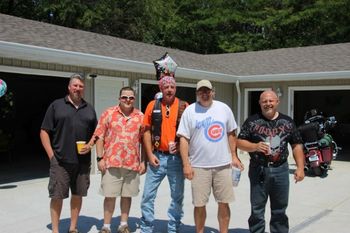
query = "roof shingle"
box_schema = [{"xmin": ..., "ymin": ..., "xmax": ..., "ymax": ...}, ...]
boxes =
[{"xmin": 1, "ymin": 13, "xmax": 349, "ymax": 76}]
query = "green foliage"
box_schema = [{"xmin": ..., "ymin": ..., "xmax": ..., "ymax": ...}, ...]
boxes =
[
  {"xmin": 1, "ymin": 0, "xmax": 350, "ymax": 53},
  {"xmin": 0, "ymin": 0, "xmax": 39, "ymax": 19}
]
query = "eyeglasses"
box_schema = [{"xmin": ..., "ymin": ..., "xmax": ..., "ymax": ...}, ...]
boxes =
[{"xmin": 120, "ymin": 95, "xmax": 135, "ymax": 101}]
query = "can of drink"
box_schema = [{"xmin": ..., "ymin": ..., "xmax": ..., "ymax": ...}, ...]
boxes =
[
  {"xmin": 232, "ymin": 166, "xmax": 241, "ymax": 187},
  {"xmin": 168, "ymin": 141, "xmax": 177, "ymax": 154},
  {"xmin": 265, "ymin": 142, "xmax": 271, "ymax": 155}
]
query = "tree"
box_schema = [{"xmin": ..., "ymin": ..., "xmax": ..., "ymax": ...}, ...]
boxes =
[
  {"xmin": 0, "ymin": 0, "xmax": 39, "ymax": 19},
  {"xmin": 1, "ymin": 0, "xmax": 350, "ymax": 54},
  {"xmin": 216, "ymin": 0, "xmax": 350, "ymax": 52}
]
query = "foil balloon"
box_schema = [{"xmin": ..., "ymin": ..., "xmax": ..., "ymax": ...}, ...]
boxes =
[
  {"xmin": 154, "ymin": 92, "xmax": 163, "ymax": 100},
  {"xmin": 0, "ymin": 79, "xmax": 7, "ymax": 98},
  {"xmin": 153, "ymin": 52, "xmax": 178, "ymax": 80}
]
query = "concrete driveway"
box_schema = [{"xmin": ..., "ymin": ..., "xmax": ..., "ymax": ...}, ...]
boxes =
[{"xmin": 0, "ymin": 153, "xmax": 350, "ymax": 233}]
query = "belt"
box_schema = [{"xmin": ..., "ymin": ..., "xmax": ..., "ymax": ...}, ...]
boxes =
[
  {"xmin": 154, "ymin": 149, "xmax": 170, "ymax": 154},
  {"xmin": 265, "ymin": 160, "xmax": 287, "ymax": 167},
  {"xmin": 253, "ymin": 159, "xmax": 287, "ymax": 168}
]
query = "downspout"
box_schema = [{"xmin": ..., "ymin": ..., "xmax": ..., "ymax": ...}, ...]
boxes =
[{"xmin": 235, "ymin": 79, "xmax": 241, "ymax": 132}]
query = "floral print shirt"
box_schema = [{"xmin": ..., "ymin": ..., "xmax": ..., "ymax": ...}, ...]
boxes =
[{"xmin": 94, "ymin": 106, "xmax": 144, "ymax": 171}]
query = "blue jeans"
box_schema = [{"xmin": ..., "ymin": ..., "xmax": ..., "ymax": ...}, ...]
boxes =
[
  {"xmin": 248, "ymin": 162, "xmax": 290, "ymax": 233},
  {"xmin": 140, "ymin": 152, "xmax": 184, "ymax": 233}
]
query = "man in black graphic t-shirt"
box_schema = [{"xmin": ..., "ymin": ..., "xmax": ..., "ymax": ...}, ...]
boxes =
[{"xmin": 237, "ymin": 90, "xmax": 304, "ymax": 233}]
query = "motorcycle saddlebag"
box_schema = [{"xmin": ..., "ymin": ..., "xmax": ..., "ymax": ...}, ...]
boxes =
[
  {"xmin": 298, "ymin": 122, "xmax": 320, "ymax": 142},
  {"xmin": 321, "ymin": 147, "xmax": 332, "ymax": 163}
]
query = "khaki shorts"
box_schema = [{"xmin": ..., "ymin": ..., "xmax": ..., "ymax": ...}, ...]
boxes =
[
  {"xmin": 99, "ymin": 167, "xmax": 140, "ymax": 197},
  {"xmin": 191, "ymin": 164, "xmax": 234, "ymax": 207}
]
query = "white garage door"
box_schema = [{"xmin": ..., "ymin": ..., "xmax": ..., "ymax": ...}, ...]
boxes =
[{"xmin": 94, "ymin": 76, "xmax": 128, "ymax": 118}]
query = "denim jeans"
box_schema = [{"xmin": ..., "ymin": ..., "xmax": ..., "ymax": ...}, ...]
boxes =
[
  {"xmin": 140, "ymin": 152, "xmax": 184, "ymax": 233},
  {"xmin": 248, "ymin": 162, "xmax": 290, "ymax": 233}
]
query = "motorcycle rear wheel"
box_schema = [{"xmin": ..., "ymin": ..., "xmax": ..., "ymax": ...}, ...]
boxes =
[{"xmin": 312, "ymin": 167, "xmax": 322, "ymax": 176}]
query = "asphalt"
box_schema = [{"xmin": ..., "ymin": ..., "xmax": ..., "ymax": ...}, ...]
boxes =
[{"xmin": 1, "ymin": 152, "xmax": 350, "ymax": 233}]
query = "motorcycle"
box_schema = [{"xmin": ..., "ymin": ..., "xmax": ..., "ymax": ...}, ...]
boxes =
[{"xmin": 297, "ymin": 109, "xmax": 340, "ymax": 176}]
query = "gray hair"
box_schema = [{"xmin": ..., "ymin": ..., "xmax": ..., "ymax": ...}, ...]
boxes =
[{"xmin": 69, "ymin": 73, "xmax": 85, "ymax": 84}]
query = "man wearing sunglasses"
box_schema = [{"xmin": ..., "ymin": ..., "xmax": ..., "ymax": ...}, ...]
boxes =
[
  {"xmin": 140, "ymin": 74, "xmax": 188, "ymax": 233},
  {"xmin": 93, "ymin": 87, "xmax": 145, "ymax": 233}
]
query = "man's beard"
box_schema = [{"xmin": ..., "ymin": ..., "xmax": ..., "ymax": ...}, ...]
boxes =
[{"xmin": 71, "ymin": 93, "xmax": 82, "ymax": 102}]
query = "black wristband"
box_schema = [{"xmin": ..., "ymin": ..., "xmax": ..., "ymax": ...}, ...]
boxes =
[{"xmin": 96, "ymin": 156, "xmax": 103, "ymax": 162}]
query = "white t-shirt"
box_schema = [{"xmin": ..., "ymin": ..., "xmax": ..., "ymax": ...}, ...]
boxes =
[{"xmin": 177, "ymin": 100, "xmax": 237, "ymax": 168}]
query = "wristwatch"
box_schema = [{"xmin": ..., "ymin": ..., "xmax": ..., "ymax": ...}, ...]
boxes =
[{"xmin": 96, "ymin": 156, "xmax": 103, "ymax": 162}]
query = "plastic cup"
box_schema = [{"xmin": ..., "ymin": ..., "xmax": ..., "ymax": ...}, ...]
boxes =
[
  {"xmin": 232, "ymin": 166, "xmax": 241, "ymax": 187},
  {"xmin": 76, "ymin": 141, "xmax": 86, "ymax": 154}
]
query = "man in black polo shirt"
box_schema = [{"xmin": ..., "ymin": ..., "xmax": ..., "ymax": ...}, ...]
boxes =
[{"xmin": 40, "ymin": 73, "xmax": 97, "ymax": 233}]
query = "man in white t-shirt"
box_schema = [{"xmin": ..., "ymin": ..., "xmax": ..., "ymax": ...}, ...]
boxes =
[{"xmin": 177, "ymin": 79, "xmax": 244, "ymax": 233}]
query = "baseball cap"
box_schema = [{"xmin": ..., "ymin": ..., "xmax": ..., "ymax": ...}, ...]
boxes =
[{"xmin": 196, "ymin": 80, "xmax": 212, "ymax": 91}]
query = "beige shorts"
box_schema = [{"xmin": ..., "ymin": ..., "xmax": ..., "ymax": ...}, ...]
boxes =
[
  {"xmin": 99, "ymin": 167, "xmax": 140, "ymax": 197},
  {"xmin": 191, "ymin": 164, "xmax": 234, "ymax": 207}
]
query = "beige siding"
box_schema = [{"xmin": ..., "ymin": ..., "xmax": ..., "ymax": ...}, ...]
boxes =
[
  {"xmin": 1, "ymin": 57, "xmax": 240, "ymax": 109},
  {"xmin": 211, "ymin": 81, "xmax": 235, "ymax": 110},
  {"xmin": 3, "ymin": 57, "xmax": 348, "ymax": 127}
]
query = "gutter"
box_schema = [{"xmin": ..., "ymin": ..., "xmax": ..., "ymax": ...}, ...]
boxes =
[
  {"xmin": 0, "ymin": 40, "xmax": 153, "ymax": 73},
  {"xmin": 0, "ymin": 40, "xmax": 238, "ymax": 83},
  {"xmin": 237, "ymin": 71, "xmax": 350, "ymax": 82},
  {"xmin": 1, "ymin": 40, "xmax": 349, "ymax": 82}
]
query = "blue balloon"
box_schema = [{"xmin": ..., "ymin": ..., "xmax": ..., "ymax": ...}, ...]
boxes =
[{"xmin": 0, "ymin": 79, "xmax": 7, "ymax": 97}]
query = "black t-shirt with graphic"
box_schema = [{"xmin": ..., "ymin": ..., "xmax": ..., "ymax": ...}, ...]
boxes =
[{"xmin": 238, "ymin": 112, "xmax": 302, "ymax": 163}]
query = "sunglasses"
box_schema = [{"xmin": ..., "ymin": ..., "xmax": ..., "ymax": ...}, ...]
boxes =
[
  {"xmin": 120, "ymin": 95, "xmax": 135, "ymax": 101},
  {"xmin": 165, "ymin": 105, "xmax": 170, "ymax": 118}
]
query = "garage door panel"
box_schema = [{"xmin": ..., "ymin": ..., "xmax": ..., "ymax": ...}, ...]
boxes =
[{"xmin": 94, "ymin": 77, "xmax": 127, "ymax": 118}]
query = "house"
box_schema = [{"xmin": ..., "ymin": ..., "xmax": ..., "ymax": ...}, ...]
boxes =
[{"xmin": 1, "ymin": 13, "xmax": 349, "ymax": 176}]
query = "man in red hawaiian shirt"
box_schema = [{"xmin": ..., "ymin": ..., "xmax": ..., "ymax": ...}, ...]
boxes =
[{"xmin": 94, "ymin": 86, "xmax": 145, "ymax": 233}]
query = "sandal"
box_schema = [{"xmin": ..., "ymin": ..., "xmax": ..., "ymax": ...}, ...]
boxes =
[{"xmin": 68, "ymin": 229, "xmax": 79, "ymax": 233}]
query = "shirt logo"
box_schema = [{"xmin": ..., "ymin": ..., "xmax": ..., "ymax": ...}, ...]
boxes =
[{"xmin": 205, "ymin": 121, "xmax": 225, "ymax": 142}]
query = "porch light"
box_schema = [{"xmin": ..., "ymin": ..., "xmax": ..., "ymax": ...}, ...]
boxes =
[
  {"xmin": 133, "ymin": 80, "xmax": 139, "ymax": 94},
  {"xmin": 276, "ymin": 87, "xmax": 283, "ymax": 97}
]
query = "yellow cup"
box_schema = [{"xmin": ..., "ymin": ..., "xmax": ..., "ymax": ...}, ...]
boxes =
[{"xmin": 76, "ymin": 141, "xmax": 86, "ymax": 154}]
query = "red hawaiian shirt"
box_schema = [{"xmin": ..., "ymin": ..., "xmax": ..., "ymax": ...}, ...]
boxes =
[{"xmin": 94, "ymin": 105, "xmax": 144, "ymax": 171}]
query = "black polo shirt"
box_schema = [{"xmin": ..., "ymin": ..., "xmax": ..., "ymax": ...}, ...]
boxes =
[{"xmin": 41, "ymin": 96, "xmax": 97, "ymax": 164}]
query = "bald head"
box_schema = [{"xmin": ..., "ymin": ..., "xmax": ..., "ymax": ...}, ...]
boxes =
[
  {"xmin": 260, "ymin": 90, "xmax": 279, "ymax": 102},
  {"xmin": 259, "ymin": 90, "xmax": 280, "ymax": 120}
]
